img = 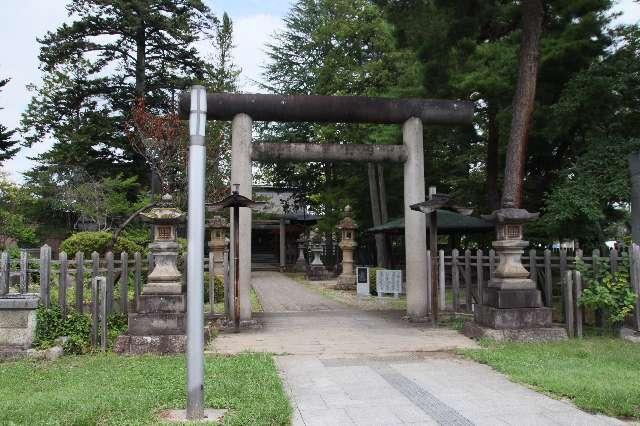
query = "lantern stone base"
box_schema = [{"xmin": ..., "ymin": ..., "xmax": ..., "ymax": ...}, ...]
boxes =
[
  {"xmin": 115, "ymin": 293, "xmax": 188, "ymax": 355},
  {"xmin": 114, "ymin": 334, "xmax": 187, "ymax": 355},
  {"xmin": 307, "ymin": 265, "xmax": 332, "ymax": 281},
  {"xmin": 483, "ymin": 287, "xmax": 543, "ymax": 309},
  {"xmin": 473, "ymin": 304, "xmax": 552, "ymax": 329},
  {"xmin": 0, "ymin": 294, "xmax": 39, "ymax": 358},
  {"xmin": 335, "ymin": 274, "xmax": 356, "ymax": 290},
  {"xmin": 463, "ymin": 321, "xmax": 567, "ymax": 342}
]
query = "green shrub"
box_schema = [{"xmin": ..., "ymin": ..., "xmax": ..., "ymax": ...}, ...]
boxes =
[
  {"xmin": 34, "ymin": 305, "xmax": 91, "ymax": 354},
  {"xmin": 34, "ymin": 305, "xmax": 128, "ymax": 354},
  {"xmin": 369, "ymin": 267, "xmax": 383, "ymax": 295},
  {"xmin": 107, "ymin": 313, "xmax": 128, "ymax": 348},
  {"xmin": 577, "ymin": 256, "xmax": 637, "ymax": 327},
  {"xmin": 60, "ymin": 231, "xmax": 144, "ymax": 256},
  {"xmin": 203, "ymin": 273, "xmax": 225, "ymax": 303}
]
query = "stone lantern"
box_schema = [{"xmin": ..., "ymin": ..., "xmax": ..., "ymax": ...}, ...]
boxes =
[
  {"xmin": 207, "ymin": 215, "xmax": 229, "ymax": 277},
  {"xmin": 140, "ymin": 194, "xmax": 186, "ymax": 294},
  {"xmin": 295, "ymin": 233, "xmax": 307, "ymax": 272},
  {"xmin": 307, "ymin": 228, "xmax": 327, "ymax": 280},
  {"xmin": 115, "ymin": 194, "xmax": 189, "ymax": 354},
  {"xmin": 336, "ymin": 205, "xmax": 357, "ymax": 290},
  {"xmin": 467, "ymin": 198, "xmax": 565, "ymax": 340}
]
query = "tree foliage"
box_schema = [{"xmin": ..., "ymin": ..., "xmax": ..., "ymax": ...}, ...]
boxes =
[
  {"xmin": 261, "ymin": 0, "xmax": 419, "ymax": 231},
  {"xmin": 0, "ymin": 78, "xmax": 18, "ymax": 162}
]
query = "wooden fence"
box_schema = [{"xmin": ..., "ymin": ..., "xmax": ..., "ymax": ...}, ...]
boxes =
[
  {"xmin": 433, "ymin": 245, "xmax": 640, "ymax": 333},
  {"xmin": 2, "ymin": 244, "xmax": 639, "ymax": 336},
  {"xmin": 0, "ymin": 245, "xmax": 224, "ymax": 318}
]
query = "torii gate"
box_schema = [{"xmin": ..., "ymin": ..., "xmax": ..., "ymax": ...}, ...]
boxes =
[
  {"xmin": 181, "ymin": 89, "xmax": 473, "ymax": 319},
  {"xmin": 179, "ymin": 87, "xmax": 472, "ymax": 417}
]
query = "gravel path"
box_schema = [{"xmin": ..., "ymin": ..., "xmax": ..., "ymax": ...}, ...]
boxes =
[{"xmin": 251, "ymin": 271, "xmax": 346, "ymax": 313}]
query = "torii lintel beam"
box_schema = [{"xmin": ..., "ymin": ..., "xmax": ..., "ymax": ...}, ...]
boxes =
[
  {"xmin": 178, "ymin": 92, "xmax": 474, "ymax": 125},
  {"xmin": 251, "ymin": 142, "xmax": 407, "ymax": 163}
]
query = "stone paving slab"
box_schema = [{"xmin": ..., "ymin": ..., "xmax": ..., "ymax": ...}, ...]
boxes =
[
  {"xmin": 211, "ymin": 272, "xmax": 627, "ymax": 425},
  {"xmin": 278, "ymin": 355, "xmax": 626, "ymax": 426}
]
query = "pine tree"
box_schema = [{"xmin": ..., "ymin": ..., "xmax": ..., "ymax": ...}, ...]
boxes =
[
  {"xmin": 21, "ymin": 0, "xmax": 215, "ymax": 182},
  {"xmin": 0, "ymin": 78, "xmax": 18, "ymax": 162}
]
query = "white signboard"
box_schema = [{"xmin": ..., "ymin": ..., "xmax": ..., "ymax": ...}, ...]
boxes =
[
  {"xmin": 356, "ymin": 267, "xmax": 370, "ymax": 297},
  {"xmin": 376, "ymin": 269, "xmax": 403, "ymax": 297}
]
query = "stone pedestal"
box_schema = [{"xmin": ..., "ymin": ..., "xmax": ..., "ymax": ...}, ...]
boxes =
[
  {"xmin": 466, "ymin": 204, "xmax": 566, "ymax": 341},
  {"xmin": 115, "ymin": 294, "xmax": 188, "ymax": 354},
  {"xmin": 335, "ymin": 206, "xmax": 357, "ymax": 290},
  {"xmin": 0, "ymin": 294, "xmax": 39, "ymax": 358},
  {"xmin": 116, "ymin": 194, "xmax": 191, "ymax": 355}
]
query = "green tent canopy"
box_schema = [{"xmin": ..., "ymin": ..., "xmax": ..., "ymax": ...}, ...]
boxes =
[{"xmin": 367, "ymin": 209, "xmax": 494, "ymax": 234}]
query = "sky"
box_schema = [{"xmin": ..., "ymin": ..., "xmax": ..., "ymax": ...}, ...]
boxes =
[{"xmin": 0, "ymin": 0, "xmax": 639, "ymax": 183}]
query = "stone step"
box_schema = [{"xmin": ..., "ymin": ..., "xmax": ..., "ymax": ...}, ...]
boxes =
[
  {"xmin": 127, "ymin": 313, "xmax": 185, "ymax": 335},
  {"xmin": 136, "ymin": 294, "xmax": 185, "ymax": 313}
]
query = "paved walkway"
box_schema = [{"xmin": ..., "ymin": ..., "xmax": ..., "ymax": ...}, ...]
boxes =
[{"xmin": 208, "ymin": 271, "xmax": 625, "ymax": 426}]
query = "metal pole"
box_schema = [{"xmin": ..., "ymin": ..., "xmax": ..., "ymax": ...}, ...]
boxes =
[
  {"xmin": 186, "ymin": 85, "xmax": 207, "ymax": 420},
  {"xmin": 234, "ymin": 204, "xmax": 240, "ymax": 332},
  {"xmin": 428, "ymin": 187, "xmax": 438, "ymax": 322}
]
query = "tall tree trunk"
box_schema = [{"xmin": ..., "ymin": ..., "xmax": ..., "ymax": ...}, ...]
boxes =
[
  {"xmin": 135, "ymin": 24, "xmax": 146, "ymax": 99},
  {"xmin": 377, "ymin": 163, "xmax": 389, "ymax": 267},
  {"xmin": 368, "ymin": 163, "xmax": 386, "ymax": 267},
  {"xmin": 486, "ymin": 103, "xmax": 500, "ymax": 211},
  {"xmin": 501, "ymin": 0, "xmax": 544, "ymax": 208}
]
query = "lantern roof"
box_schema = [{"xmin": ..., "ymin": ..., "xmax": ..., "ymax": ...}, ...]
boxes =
[
  {"xmin": 337, "ymin": 205, "xmax": 357, "ymax": 230},
  {"xmin": 207, "ymin": 190, "xmax": 264, "ymax": 211},
  {"xmin": 140, "ymin": 194, "xmax": 186, "ymax": 225},
  {"xmin": 481, "ymin": 199, "xmax": 539, "ymax": 224}
]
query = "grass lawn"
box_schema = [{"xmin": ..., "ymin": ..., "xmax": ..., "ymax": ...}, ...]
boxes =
[
  {"xmin": 0, "ymin": 353, "xmax": 291, "ymax": 425},
  {"xmin": 460, "ymin": 337, "xmax": 640, "ymax": 420}
]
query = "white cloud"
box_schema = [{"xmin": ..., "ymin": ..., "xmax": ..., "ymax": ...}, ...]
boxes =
[{"xmin": 232, "ymin": 13, "xmax": 284, "ymax": 92}]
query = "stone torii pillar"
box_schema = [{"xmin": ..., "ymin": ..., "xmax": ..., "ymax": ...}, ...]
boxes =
[
  {"xmin": 231, "ymin": 113, "xmax": 253, "ymax": 321},
  {"xmin": 403, "ymin": 118, "xmax": 429, "ymax": 319}
]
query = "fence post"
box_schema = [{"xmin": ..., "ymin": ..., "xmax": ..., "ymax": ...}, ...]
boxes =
[
  {"xmin": 100, "ymin": 275, "xmax": 108, "ymax": 351},
  {"xmin": 91, "ymin": 275, "xmax": 99, "ymax": 347},
  {"xmin": 564, "ymin": 270, "xmax": 574, "ymax": 338},
  {"xmin": 438, "ymin": 250, "xmax": 445, "ymax": 310},
  {"xmin": 134, "ymin": 252, "xmax": 142, "ymax": 309},
  {"xmin": 631, "ymin": 244, "xmax": 640, "ymax": 331},
  {"xmin": 20, "ymin": 249, "xmax": 28, "ymax": 294},
  {"xmin": 59, "ymin": 252, "xmax": 68, "ymax": 317},
  {"xmin": 464, "ymin": 249, "xmax": 472, "ymax": 312},
  {"xmin": 39, "ymin": 245, "xmax": 51, "ymax": 307},
  {"xmin": 489, "ymin": 249, "xmax": 495, "ymax": 279},
  {"xmin": 0, "ymin": 251, "xmax": 8, "ymax": 297},
  {"xmin": 120, "ymin": 252, "xmax": 128, "ymax": 313},
  {"xmin": 610, "ymin": 248, "xmax": 618, "ymax": 274},
  {"xmin": 452, "ymin": 249, "xmax": 460, "ymax": 313},
  {"xmin": 223, "ymin": 249, "xmax": 230, "ymax": 316},
  {"xmin": 543, "ymin": 249, "xmax": 552, "ymax": 307},
  {"xmin": 529, "ymin": 249, "xmax": 537, "ymax": 288},
  {"xmin": 573, "ymin": 269, "xmax": 583, "ymax": 338},
  {"xmin": 105, "ymin": 251, "xmax": 114, "ymax": 313},
  {"xmin": 75, "ymin": 251, "xmax": 84, "ymax": 312},
  {"xmin": 209, "ymin": 250, "xmax": 215, "ymax": 314},
  {"xmin": 592, "ymin": 248, "xmax": 603, "ymax": 327}
]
